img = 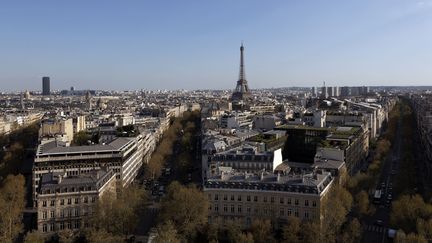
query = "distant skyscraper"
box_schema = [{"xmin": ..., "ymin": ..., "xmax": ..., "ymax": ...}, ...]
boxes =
[
  {"xmin": 327, "ymin": 86, "xmax": 333, "ymax": 97},
  {"xmin": 333, "ymin": 86, "xmax": 340, "ymax": 97},
  {"xmin": 341, "ymin": 86, "xmax": 350, "ymax": 97},
  {"xmin": 42, "ymin": 77, "xmax": 50, "ymax": 95},
  {"xmin": 311, "ymin": 87, "xmax": 317, "ymax": 97},
  {"xmin": 231, "ymin": 43, "xmax": 251, "ymax": 103},
  {"xmin": 321, "ymin": 81, "xmax": 328, "ymax": 99},
  {"xmin": 362, "ymin": 86, "xmax": 370, "ymax": 95}
]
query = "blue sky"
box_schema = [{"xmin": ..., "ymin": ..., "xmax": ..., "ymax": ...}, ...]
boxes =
[{"xmin": 1, "ymin": 0, "xmax": 432, "ymax": 91}]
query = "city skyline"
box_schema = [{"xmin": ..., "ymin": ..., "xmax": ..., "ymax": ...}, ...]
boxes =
[{"xmin": 1, "ymin": 0, "xmax": 432, "ymax": 91}]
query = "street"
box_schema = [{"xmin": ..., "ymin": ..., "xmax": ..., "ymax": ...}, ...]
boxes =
[
  {"xmin": 133, "ymin": 121, "xmax": 202, "ymax": 240},
  {"xmin": 361, "ymin": 109, "xmax": 403, "ymax": 243}
]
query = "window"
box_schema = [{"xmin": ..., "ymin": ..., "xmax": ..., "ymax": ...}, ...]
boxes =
[
  {"xmin": 312, "ymin": 201, "xmax": 317, "ymax": 207},
  {"xmin": 84, "ymin": 197, "xmax": 88, "ymax": 203},
  {"xmin": 60, "ymin": 199, "xmax": 64, "ymax": 205},
  {"xmin": 280, "ymin": 198, "xmax": 284, "ymax": 204},
  {"xmin": 263, "ymin": 197, "xmax": 267, "ymax": 203},
  {"xmin": 287, "ymin": 209, "xmax": 292, "ymax": 216},
  {"xmin": 280, "ymin": 208, "xmax": 284, "ymax": 216},
  {"xmin": 75, "ymin": 209, "xmax": 79, "ymax": 217},
  {"xmin": 68, "ymin": 209, "xmax": 72, "ymax": 217},
  {"xmin": 270, "ymin": 197, "xmax": 274, "ymax": 203},
  {"xmin": 238, "ymin": 195, "xmax": 242, "ymax": 201},
  {"xmin": 305, "ymin": 200, "xmax": 309, "ymax": 206},
  {"xmin": 238, "ymin": 205, "xmax": 242, "ymax": 213},
  {"xmin": 224, "ymin": 195, "xmax": 227, "ymax": 201},
  {"xmin": 223, "ymin": 205, "xmax": 228, "ymax": 212},
  {"xmin": 74, "ymin": 221, "xmax": 80, "ymax": 229},
  {"xmin": 50, "ymin": 200, "xmax": 55, "ymax": 206},
  {"xmin": 294, "ymin": 210, "xmax": 299, "ymax": 217},
  {"xmin": 49, "ymin": 223, "xmax": 54, "ymax": 231},
  {"xmin": 215, "ymin": 204, "xmax": 219, "ymax": 212},
  {"xmin": 75, "ymin": 198, "xmax": 79, "ymax": 204},
  {"xmin": 42, "ymin": 201, "xmax": 47, "ymax": 207},
  {"xmin": 67, "ymin": 222, "xmax": 72, "ymax": 229},
  {"xmin": 305, "ymin": 211, "xmax": 310, "ymax": 219},
  {"xmin": 59, "ymin": 222, "xmax": 65, "ymax": 230},
  {"xmin": 60, "ymin": 210, "xmax": 64, "ymax": 218},
  {"xmin": 67, "ymin": 199, "xmax": 72, "ymax": 205},
  {"xmin": 214, "ymin": 194, "xmax": 219, "ymax": 201},
  {"xmin": 254, "ymin": 196, "xmax": 258, "ymax": 202},
  {"xmin": 50, "ymin": 211, "xmax": 55, "ymax": 218},
  {"xmin": 231, "ymin": 195, "xmax": 234, "ymax": 201},
  {"xmin": 91, "ymin": 197, "xmax": 96, "ymax": 203},
  {"xmin": 247, "ymin": 195, "xmax": 251, "ymax": 202},
  {"xmin": 246, "ymin": 217, "xmax": 251, "ymax": 226},
  {"xmin": 287, "ymin": 198, "xmax": 291, "ymax": 205},
  {"xmin": 247, "ymin": 207, "xmax": 251, "ymax": 214},
  {"xmin": 42, "ymin": 224, "xmax": 47, "ymax": 232},
  {"xmin": 231, "ymin": 205, "xmax": 235, "ymax": 213},
  {"xmin": 42, "ymin": 211, "xmax": 47, "ymax": 219},
  {"xmin": 295, "ymin": 199, "xmax": 299, "ymax": 205}
]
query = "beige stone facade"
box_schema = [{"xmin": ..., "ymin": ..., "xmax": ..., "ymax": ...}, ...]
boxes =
[
  {"xmin": 36, "ymin": 169, "xmax": 116, "ymax": 235},
  {"xmin": 203, "ymin": 170, "xmax": 334, "ymax": 227}
]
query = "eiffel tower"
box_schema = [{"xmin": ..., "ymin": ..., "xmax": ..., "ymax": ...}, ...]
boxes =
[{"xmin": 231, "ymin": 43, "xmax": 251, "ymax": 104}]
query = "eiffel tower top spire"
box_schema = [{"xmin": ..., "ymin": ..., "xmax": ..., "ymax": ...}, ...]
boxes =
[{"xmin": 239, "ymin": 42, "xmax": 245, "ymax": 81}]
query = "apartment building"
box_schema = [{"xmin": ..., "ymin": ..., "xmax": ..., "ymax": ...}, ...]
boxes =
[
  {"xmin": 204, "ymin": 168, "xmax": 334, "ymax": 227},
  {"xmin": 39, "ymin": 117, "xmax": 74, "ymax": 143},
  {"xmin": 33, "ymin": 134, "xmax": 148, "ymax": 204},
  {"xmin": 316, "ymin": 126, "xmax": 369, "ymax": 175},
  {"xmin": 208, "ymin": 145, "xmax": 283, "ymax": 177},
  {"xmin": 36, "ymin": 169, "xmax": 116, "ymax": 235},
  {"xmin": 411, "ymin": 95, "xmax": 432, "ymax": 179}
]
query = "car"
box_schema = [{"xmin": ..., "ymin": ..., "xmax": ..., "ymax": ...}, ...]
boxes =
[{"xmin": 375, "ymin": 220, "xmax": 384, "ymax": 226}]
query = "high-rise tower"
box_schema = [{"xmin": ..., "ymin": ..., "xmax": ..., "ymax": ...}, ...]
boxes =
[
  {"xmin": 42, "ymin": 77, "xmax": 50, "ymax": 95},
  {"xmin": 231, "ymin": 43, "xmax": 251, "ymax": 103}
]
